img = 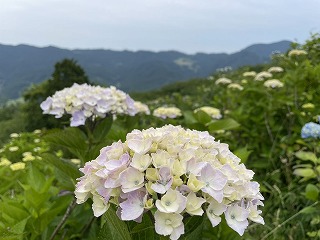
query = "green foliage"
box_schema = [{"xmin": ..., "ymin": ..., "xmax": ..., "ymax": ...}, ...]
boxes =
[
  {"xmin": 99, "ymin": 207, "xmax": 132, "ymax": 240},
  {"xmin": 21, "ymin": 59, "xmax": 90, "ymax": 131},
  {"xmin": 0, "ymin": 101, "xmax": 26, "ymax": 145}
]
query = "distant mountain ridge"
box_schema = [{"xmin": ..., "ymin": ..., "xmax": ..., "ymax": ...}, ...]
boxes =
[{"xmin": 0, "ymin": 40, "xmax": 291, "ymax": 101}]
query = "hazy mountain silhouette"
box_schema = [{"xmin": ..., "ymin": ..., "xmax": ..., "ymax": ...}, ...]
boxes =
[{"xmin": 0, "ymin": 40, "xmax": 291, "ymax": 101}]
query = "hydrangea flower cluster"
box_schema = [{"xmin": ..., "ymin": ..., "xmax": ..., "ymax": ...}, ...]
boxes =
[
  {"xmin": 75, "ymin": 125, "xmax": 264, "ymax": 239},
  {"xmin": 267, "ymin": 66, "xmax": 284, "ymax": 73},
  {"xmin": 153, "ymin": 107, "xmax": 182, "ymax": 119},
  {"xmin": 227, "ymin": 83, "xmax": 244, "ymax": 91},
  {"xmin": 254, "ymin": 72, "xmax": 273, "ymax": 81},
  {"xmin": 301, "ymin": 103, "xmax": 315, "ymax": 109},
  {"xmin": 40, "ymin": 83, "xmax": 137, "ymax": 126},
  {"xmin": 215, "ymin": 77, "xmax": 232, "ymax": 85},
  {"xmin": 134, "ymin": 101, "xmax": 150, "ymax": 115},
  {"xmin": 263, "ymin": 79, "xmax": 284, "ymax": 89},
  {"xmin": 301, "ymin": 122, "xmax": 320, "ymax": 139},
  {"xmin": 242, "ymin": 71, "xmax": 257, "ymax": 77},
  {"xmin": 194, "ymin": 106, "xmax": 222, "ymax": 119},
  {"xmin": 288, "ymin": 49, "xmax": 307, "ymax": 57}
]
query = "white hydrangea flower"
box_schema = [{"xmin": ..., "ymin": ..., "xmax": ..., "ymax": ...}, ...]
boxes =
[
  {"xmin": 242, "ymin": 71, "xmax": 256, "ymax": 77},
  {"xmin": 92, "ymin": 194, "xmax": 110, "ymax": 217},
  {"xmin": 9, "ymin": 146, "xmax": 19, "ymax": 152},
  {"xmin": 75, "ymin": 125, "xmax": 264, "ymax": 238},
  {"xmin": 288, "ymin": 49, "xmax": 307, "ymax": 57},
  {"xmin": 10, "ymin": 162, "xmax": 26, "ymax": 171},
  {"xmin": 156, "ymin": 188, "xmax": 187, "ymax": 213},
  {"xmin": 206, "ymin": 198, "xmax": 227, "ymax": 227},
  {"xmin": 40, "ymin": 83, "xmax": 137, "ymax": 126},
  {"xmin": 254, "ymin": 71, "xmax": 273, "ymax": 81},
  {"xmin": 267, "ymin": 66, "xmax": 284, "ymax": 73},
  {"xmin": 215, "ymin": 77, "xmax": 232, "ymax": 85},
  {"xmin": 119, "ymin": 167, "xmax": 145, "ymax": 193},
  {"xmin": 153, "ymin": 107, "xmax": 182, "ymax": 119},
  {"xmin": 227, "ymin": 83, "xmax": 244, "ymax": 91},
  {"xmin": 186, "ymin": 191, "xmax": 206, "ymax": 216},
  {"xmin": 0, "ymin": 157, "xmax": 12, "ymax": 166},
  {"xmin": 10, "ymin": 133, "xmax": 19, "ymax": 138},
  {"xmin": 225, "ymin": 203, "xmax": 249, "ymax": 236},
  {"xmin": 130, "ymin": 153, "xmax": 152, "ymax": 172},
  {"xmin": 194, "ymin": 106, "xmax": 222, "ymax": 119},
  {"xmin": 134, "ymin": 101, "xmax": 150, "ymax": 115},
  {"xmin": 263, "ymin": 79, "xmax": 284, "ymax": 88},
  {"xmin": 154, "ymin": 211, "xmax": 184, "ymax": 240},
  {"xmin": 301, "ymin": 103, "xmax": 315, "ymax": 109},
  {"xmin": 247, "ymin": 200, "xmax": 265, "ymax": 225}
]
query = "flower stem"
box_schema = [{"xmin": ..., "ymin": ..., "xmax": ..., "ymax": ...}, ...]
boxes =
[{"xmin": 49, "ymin": 197, "xmax": 77, "ymax": 240}]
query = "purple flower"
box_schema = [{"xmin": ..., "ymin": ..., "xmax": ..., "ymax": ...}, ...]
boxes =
[
  {"xmin": 151, "ymin": 167, "xmax": 173, "ymax": 194},
  {"xmin": 198, "ymin": 164, "xmax": 227, "ymax": 203},
  {"xmin": 70, "ymin": 111, "xmax": 86, "ymax": 127},
  {"xmin": 119, "ymin": 189, "xmax": 147, "ymax": 222}
]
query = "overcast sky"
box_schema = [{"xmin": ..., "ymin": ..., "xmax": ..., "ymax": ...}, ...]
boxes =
[{"xmin": 0, "ymin": 0, "xmax": 319, "ymax": 54}]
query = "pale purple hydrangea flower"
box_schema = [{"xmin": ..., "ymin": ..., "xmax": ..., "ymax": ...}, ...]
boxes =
[
  {"xmin": 40, "ymin": 83, "xmax": 138, "ymax": 126},
  {"xmin": 75, "ymin": 125, "xmax": 264, "ymax": 239}
]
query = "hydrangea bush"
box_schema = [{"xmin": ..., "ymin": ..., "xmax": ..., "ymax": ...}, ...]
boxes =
[
  {"xmin": 134, "ymin": 101, "xmax": 150, "ymax": 115},
  {"xmin": 263, "ymin": 79, "xmax": 284, "ymax": 89},
  {"xmin": 0, "ymin": 130, "xmax": 48, "ymax": 167},
  {"xmin": 242, "ymin": 71, "xmax": 256, "ymax": 77},
  {"xmin": 75, "ymin": 125, "xmax": 264, "ymax": 239},
  {"xmin": 254, "ymin": 71, "xmax": 273, "ymax": 81},
  {"xmin": 215, "ymin": 77, "xmax": 232, "ymax": 85},
  {"xmin": 153, "ymin": 107, "xmax": 182, "ymax": 119},
  {"xmin": 194, "ymin": 106, "xmax": 222, "ymax": 120},
  {"xmin": 40, "ymin": 83, "xmax": 137, "ymax": 126}
]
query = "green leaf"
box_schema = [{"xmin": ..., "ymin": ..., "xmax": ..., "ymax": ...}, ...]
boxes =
[
  {"xmin": 44, "ymin": 128, "xmax": 88, "ymax": 160},
  {"xmin": 300, "ymin": 206, "xmax": 317, "ymax": 214},
  {"xmin": 129, "ymin": 214, "xmax": 156, "ymax": 239},
  {"xmin": 234, "ymin": 146, "xmax": 252, "ymax": 163},
  {"xmin": 52, "ymin": 167, "xmax": 75, "ymax": 190},
  {"xmin": 0, "ymin": 202, "xmax": 29, "ymax": 222},
  {"xmin": 38, "ymin": 195, "xmax": 73, "ymax": 232},
  {"xmin": 305, "ymin": 184, "xmax": 319, "ymax": 201},
  {"xmin": 295, "ymin": 151, "xmax": 318, "ymax": 163},
  {"xmin": 9, "ymin": 217, "xmax": 29, "ymax": 235},
  {"xmin": 93, "ymin": 117, "xmax": 113, "ymax": 142},
  {"xmin": 23, "ymin": 186, "xmax": 52, "ymax": 211},
  {"xmin": 183, "ymin": 111, "xmax": 197, "ymax": 125},
  {"xmin": 0, "ymin": 217, "xmax": 29, "ymax": 240},
  {"xmin": 207, "ymin": 118, "xmax": 240, "ymax": 132},
  {"xmin": 293, "ymin": 168, "xmax": 317, "ymax": 178},
  {"xmin": 107, "ymin": 123, "xmax": 127, "ymax": 142},
  {"xmin": 250, "ymin": 161, "xmax": 270, "ymax": 169},
  {"xmin": 42, "ymin": 153, "xmax": 81, "ymax": 181},
  {"xmin": 27, "ymin": 164, "xmax": 46, "ymax": 192},
  {"xmin": 98, "ymin": 207, "xmax": 131, "ymax": 240},
  {"xmin": 183, "ymin": 216, "xmax": 204, "ymax": 240},
  {"xmin": 194, "ymin": 110, "xmax": 212, "ymax": 125}
]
